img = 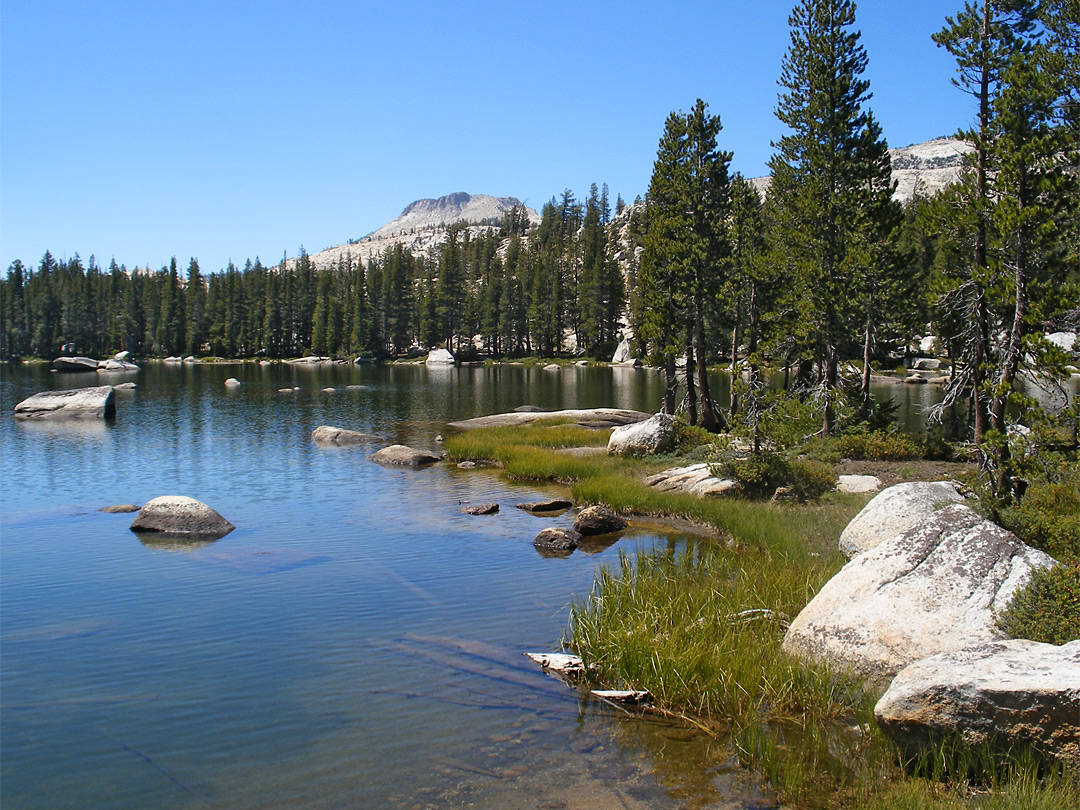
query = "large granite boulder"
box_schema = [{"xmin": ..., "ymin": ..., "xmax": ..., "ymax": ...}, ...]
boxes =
[
  {"xmin": 1047, "ymin": 331, "xmax": 1077, "ymax": 356},
  {"xmin": 875, "ymin": 640, "xmax": 1080, "ymax": 767},
  {"xmin": 611, "ymin": 337, "xmax": 634, "ymax": 364},
  {"xmin": 14, "ymin": 386, "xmax": 116, "ymax": 419},
  {"xmin": 130, "ymin": 495, "xmax": 235, "ymax": 538},
  {"xmin": 53, "ymin": 356, "xmax": 100, "ymax": 372},
  {"xmin": 838, "ymin": 481, "xmax": 964, "ymax": 559},
  {"xmin": 370, "ymin": 444, "xmax": 441, "ymax": 466},
  {"xmin": 782, "ymin": 505, "xmax": 1056, "ymax": 680},
  {"xmin": 426, "ymin": 348, "xmax": 455, "ymax": 365},
  {"xmin": 608, "ymin": 413, "xmax": 676, "ymax": 456},
  {"xmin": 311, "ymin": 425, "xmax": 377, "ymax": 445},
  {"xmin": 573, "ymin": 506, "xmax": 628, "ymax": 536}
]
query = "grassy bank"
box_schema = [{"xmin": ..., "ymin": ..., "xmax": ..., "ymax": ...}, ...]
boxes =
[{"xmin": 444, "ymin": 420, "xmax": 1078, "ymax": 809}]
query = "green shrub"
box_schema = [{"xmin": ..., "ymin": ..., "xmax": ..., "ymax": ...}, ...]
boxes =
[
  {"xmin": 672, "ymin": 417, "xmax": 716, "ymax": 454},
  {"xmin": 997, "ymin": 563, "xmax": 1080, "ymax": 645},
  {"xmin": 998, "ymin": 471, "xmax": 1080, "ymax": 564},
  {"xmin": 831, "ymin": 431, "xmax": 926, "ymax": 461},
  {"xmin": 790, "ymin": 459, "xmax": 839, "ymax": 500}
]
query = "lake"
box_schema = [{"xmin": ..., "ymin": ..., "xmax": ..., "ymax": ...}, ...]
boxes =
[{"xmin": 1, "ymin": 361, "xmax": 1072, "ymax": 809}]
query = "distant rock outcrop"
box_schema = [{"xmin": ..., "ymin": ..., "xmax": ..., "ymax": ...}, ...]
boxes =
[
  {"xmin": 749, "ymin": 137, "xmax": 973, "ymax": 204},
  {"xmin": 307, "ymin": 193, "xmax": 540, "ymax": 270}
]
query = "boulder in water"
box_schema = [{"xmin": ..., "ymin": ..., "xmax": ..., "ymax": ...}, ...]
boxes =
[
  {"xmin": 14, "ymin": 385, "xmax": 116, "ymax": 420},
  {"xmin": 130, "ymin": 495, "xmax": 235, "ymax": 538}
]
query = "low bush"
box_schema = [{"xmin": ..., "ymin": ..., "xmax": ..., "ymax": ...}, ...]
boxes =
[
  {"xmin": 721, "ymin": 453, "xmax": 838, "ymax": 500},
  {"xmin": 999, "ymin": 474, "xmax": 1080, "ymax": 564},
  {"xmin": 997, "ymin": 563, "xmax": 1080, "ymax": 645},
  {"xmin": 831, "ymin": 431, "xmax": 926, "ymax": 461}
]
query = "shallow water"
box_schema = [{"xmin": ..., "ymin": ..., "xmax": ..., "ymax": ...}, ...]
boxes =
[
  {"xmin": 4, "ymin": 361, "xmax": 1072, "ymax": 808},
  {"xmin": 2, "ymin": 362, "xmax": 781, "ymax": 810}
]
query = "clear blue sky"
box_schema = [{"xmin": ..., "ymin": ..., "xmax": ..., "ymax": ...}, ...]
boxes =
[{"xmin": 2, "ymin": 0, "xmax": 968, "ymax": 275}]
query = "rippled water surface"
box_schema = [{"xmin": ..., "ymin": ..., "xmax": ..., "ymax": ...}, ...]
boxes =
[
  {"xmin": 2, "ymin": 363, "xmax": 778, "ymax": 810},
  {"xmin": 6, "ymin": 361, "xmax": 1071, "ymax": 808}
]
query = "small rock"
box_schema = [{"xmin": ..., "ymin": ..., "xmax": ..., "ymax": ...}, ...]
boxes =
[
  {"xmin": 904, "ymin": 373, "xmax": 928, "ymax": 385},
  {"xmin": 513, "ymin": 405, "xmax": 547, "ymax": 413},
  {"xmin": 311, "ymin": 425, "xmax": 377, "ymax": 445},
  {"xmin": 543, "ymin": 363, "xmax": 561, "ymax": 371},
  {"xmin": 772, "ymin": 486, "xmax": 797, "ymax": 501},
  {"xmin": 457, "ymin": 461, "xmax": 477, "ymax": 469},
  {"xmin": 322, "ymin": 387, "xmax": 335, "ymax": 393},
  {"xmin": 370, "ymin": 445, "xmax": 441, "ymax": 466},
  {"xmin": 278, "ymin": 388, "xmax": 295, "ymax": 393},
  {"xmin": 130, "ymin": 495, "xmax": 235, "ymax": 538},
  {"xmin": 573, "ymin": 506, "xmax": 628, "ymax": 536},
  {"xmin": 461, "ymin": 503, "xmax": 499, "ymax": 515},
  {"xmin": 114, "ymin": 382, "xmax": 137, "ymax": 391},
  {"xmin": 52, "ymin": 356, "xmax": 99, "ymax": 372},
  {"xmin": 515, "ymin": 499, "xmax": 572, "ymax": 513},
  {"xmin": 113, "ymin": 350, "xmax": 132, "ymax": 361},
  {"xmin": 100, "ymin": 504, "xmax": 141, "ymax": 513},
  {"xmin": 912, "ymin": 358, "xmax": 942, "ymax": 371},
  {"xmin": 835, "ymin": 474, "xmax": 882, "ymax": 494},
  {"xmin": 224, "ymin": 377, "xmax": 241, "ymax": 387},
  {"xmin": 434, "ymin": 434, "xmax": 444, "ymax": 443},
  {"xmin": 533, "ymin": 527, "xmax": 581, "ymax": 555}
]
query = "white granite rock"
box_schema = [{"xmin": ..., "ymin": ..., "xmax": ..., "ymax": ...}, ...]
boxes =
[{"xmin": 839, "ymin": 481, "xmax": 963, "ymax": 559}]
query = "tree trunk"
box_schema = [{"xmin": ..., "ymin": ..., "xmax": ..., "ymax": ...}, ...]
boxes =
[
  {"xmin": 695, "ymin": 316, "xmax": 723, "ymax": 432},
  {"xmin": 859, "ymin": 317, "xmax": 873, "ymax": 420},
  {"xmin": 685, "ymin": 329, "xmax": 698, "ymax": 427},
  {"xmin": 730, "ymin": 321, "xmax": 741, "ymax": 417},
  {"xmin": 662, "ymin": 354, "xmax": 678, "ymax": 415}
]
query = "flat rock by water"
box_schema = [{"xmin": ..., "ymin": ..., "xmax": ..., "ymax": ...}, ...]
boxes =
[
  {"xmin": 461, "ymin": 503, "xmax": 499, "ymax": 515},
  {"xmin": 52, "ymin": 356, "xmax": 100, "ymax": 372},
  {"xmin": 875, "ymin": 640, "xmax": 1080, "ymax": 767},
  {"xmin": 839, "ymin": 481, "xmax": 963, "ymax": 559},
  {"xmin": 100, "ymin": 504, "xmax": 141, "ymax": 513},
  {"xmin": 130, "ymin": 495, "xmax": 235, "ymax": 538},
  {"xmin": 533, "ymin": 527, "xmax": 581, "ymax": 556},
  {"xmin": 369, "ymin": 444, "xmax": 441, "ymax": 466},
  {"xmin": 447, "ymin": 408, "xmax": 651, "ymax": 431},
  {"xmin": 14, "ymin": 385, "xmax": 116, "ymax": 420},
  {"xmin": 782, "ymin": 504, "xmax": 1055, "ymax": 681}
]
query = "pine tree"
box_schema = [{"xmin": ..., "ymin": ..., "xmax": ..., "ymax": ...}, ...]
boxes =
[
  {"xmin": 769, "ymin": 0, "xmax": 896, "ymax": 435},
  {"xmin": 640, "ymin": 100, "xmax": 731, "ymax": 428}
]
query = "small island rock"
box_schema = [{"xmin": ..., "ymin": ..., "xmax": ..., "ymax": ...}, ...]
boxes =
[
  {"xmin": 461, "ymin": 503, "xmax": 499, "ymax": 515},
  {"xmin": 14, "ymin": 385, "xmax": 116, "ymax": 420},
  {"xmin": 515, "ymin": 499, "xmax": 572, "ymax": 513},
  {"xmin": 100, "ymin": 504, "xmax": 141, "ymax": 513},
  {"xmin": 130, "ymin": 495, "xmax": 235, "ymax": 538},
  {"xmin": 533, "ymin": 527, "xmax": 581, "ymax": 554},
  {"xmin": 224, "ymin": 377, "xmax": 241, "ymax": 387}
]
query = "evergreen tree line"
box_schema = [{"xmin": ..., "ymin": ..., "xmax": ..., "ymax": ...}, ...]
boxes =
[{"xmin": 0, "ymin": 187, "xmax": 626, "ymax": 362}]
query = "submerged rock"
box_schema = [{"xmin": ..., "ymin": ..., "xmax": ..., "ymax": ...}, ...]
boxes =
[
  {"xmin": 100, "ymin": 504, "xmax": 141, "ymax": 513},
  {"xmin": 875, "ymin": 640, "xmax": 1080, "ymax": 767},
  {"xmin": 573, "ymin": 505, "xmax": 627, "ymax": 536},
  {"xmin": 311, "ymin": 425, "xmax": 377, "ymax": 445},
  {"xmin": 130, "ymin": 495, "xmax": 235, "ymax": 538},
  {"xmin": 608, "ymin": 413, "xmax": 676, "ymax": 456},
  {"xmin": 515, "ymin": 499, "xmax": 572, "ymax": 513},
  {"xmin": 838, "ymin": 481, "xmax": 963, "ymax": 559},
  {"xmin": 14, "ymin": 385, "xmax": 116, "ymax": 420},
  {"xmin": 369, "ymin": 444, "xmax": 441, "ymax": 466},
  {"xmin": 782, "ymin": 505, "xmax": 1055, "ymax": 680}
]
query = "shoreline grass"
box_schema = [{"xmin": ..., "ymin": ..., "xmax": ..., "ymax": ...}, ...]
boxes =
[{"xmin": 444, "ymin": 420, "xmax": 1078, "ymax": 809}]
